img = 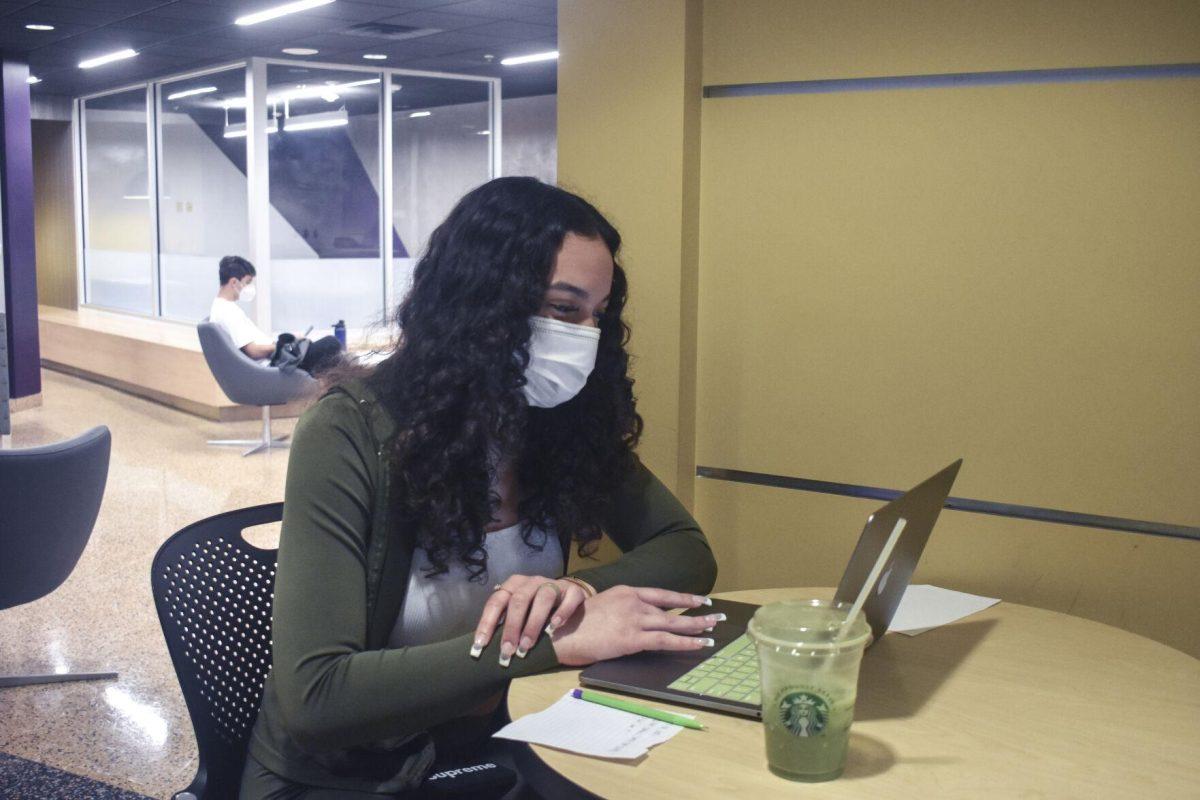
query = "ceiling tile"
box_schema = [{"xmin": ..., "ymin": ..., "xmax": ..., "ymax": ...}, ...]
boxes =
[
  {"xmin": 343, "ymin": 0, "xmax": 456, "ymax": 9},
  {"xmin": 435, "ymin": 0, "xmax": 550, "ymax": 20},
  {"xmin": 140, "ymin": 2, "xmax": 246, "ymax": 23},
  {"xmin": 397, "ymin": 29, "xmax": 499, "ymax": 52},
  {"xmin": 461, "ymin": 19, "xmax": 555, "ymax": 41},
  {"xmin": 39, "ymin": 0, "xmax": 175, "ymax": 13},
  {"xmin": 0, "ymin": 25, "xmax": 93, "ymax": 55},
  {"xmin": 300, "ymin": 0, "xmax": 403, "ymax": 23},
  {"xmin": 4, "ymin": 5, "xmax": 125, "ymax": 25},
  {"xmin": 104, "ymin": 15, "xmax": 222, "ymax": 35},
  {"xmin": 378, "ymin": 9, "xmax": 497, "ymax": 31},
  {"xmin": 280, "ymin": 31, "xmax": 399, "ymax": 51}
]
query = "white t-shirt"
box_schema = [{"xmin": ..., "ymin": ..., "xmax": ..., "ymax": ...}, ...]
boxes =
[{"xmin": 209, "ymin": 297, "xmax": 273, "ymax": 357}]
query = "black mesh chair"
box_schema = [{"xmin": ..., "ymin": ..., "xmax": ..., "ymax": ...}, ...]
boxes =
[
  {"xmin": 153, "ymin": 505, "xmax": 532, "ymax": 800},
  {"xmin": 152, "ymin": 503, "xmax": 281, "ymax": 800}
]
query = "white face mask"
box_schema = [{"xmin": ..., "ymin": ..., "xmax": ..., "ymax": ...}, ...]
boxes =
[
  {"xmin": 522, "ymin": 316, "xmax": 600, "ymax": 408},
  {"xmin": 238, "ymin": 281, "xmax": 257, "ymax": 303}
]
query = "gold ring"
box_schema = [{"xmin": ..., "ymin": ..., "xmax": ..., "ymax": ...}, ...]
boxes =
[{"xmin": 492, "ymin": 584, "xmax": 511, "ymax": 593}]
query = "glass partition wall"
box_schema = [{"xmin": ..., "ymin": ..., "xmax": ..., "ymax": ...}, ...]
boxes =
[
  {"xmin": 158, "ymin": 66, "xmax": 248, "ymax": 321},
  {"xmin": 391, "ymin": 75, "xmax": 492, "ymax": 302},
  {"xmin": 76, "ymin": 59, "xmax": 499, "ymax": 334},
  {"xmin": 80, "ymin": 87, "xmax": 155, "ymax": 314},
  {"xmin": 266, "ymin": 64, "xmax": 382, "ymax": 332}
]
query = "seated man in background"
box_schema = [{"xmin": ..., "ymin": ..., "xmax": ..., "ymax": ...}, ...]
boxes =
[{"xmin": 210, "ymin": 255, "xmax": 344, "ymax": 376}]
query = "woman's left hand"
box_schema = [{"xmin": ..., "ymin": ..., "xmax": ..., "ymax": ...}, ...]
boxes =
[{"xmin": 471, "ymin": 575, "xmax": 589, "ymax": 666}]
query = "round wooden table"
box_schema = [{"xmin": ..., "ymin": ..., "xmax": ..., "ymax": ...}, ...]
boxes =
[{"xmin": 506, "ymin": 588, "xmax": 1200, "ymax": 798}]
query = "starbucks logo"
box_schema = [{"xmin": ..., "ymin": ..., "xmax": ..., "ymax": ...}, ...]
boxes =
[{"xmin": 778, "ymin": 691, "xmax": 829, "ymax": 737}]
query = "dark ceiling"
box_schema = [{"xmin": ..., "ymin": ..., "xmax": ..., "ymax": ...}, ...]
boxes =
[{"xmin": 0, "ymin": 0, "xmax": 557, "ymax": 99}]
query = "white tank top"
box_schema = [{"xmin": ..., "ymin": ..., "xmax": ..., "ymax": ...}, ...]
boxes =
[{"xmin": 388, "ymin": 522, "xmax": 564, "ymax": 647}]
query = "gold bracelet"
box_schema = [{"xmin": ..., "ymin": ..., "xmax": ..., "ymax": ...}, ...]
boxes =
[{"xmin": 561, "ymin": 576, "xmax": 597, "ymax": 598}]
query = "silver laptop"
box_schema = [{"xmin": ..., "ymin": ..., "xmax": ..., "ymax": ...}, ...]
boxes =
[{"xmin": 579, "ymin": 460, "xmax": 962, "ymax": 718}]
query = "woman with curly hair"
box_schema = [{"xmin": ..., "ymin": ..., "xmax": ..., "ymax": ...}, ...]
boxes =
[{"xmin": 240, "ymin": 177, "xmax": 719, "ymax": 798}]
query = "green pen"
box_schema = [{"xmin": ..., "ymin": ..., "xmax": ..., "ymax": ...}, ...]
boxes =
[{"xmin": 571, "ymin": 688, "xmax": 705, "ymax": 730}]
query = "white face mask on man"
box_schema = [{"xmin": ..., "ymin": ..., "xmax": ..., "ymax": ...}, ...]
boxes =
[
  {"xmin": 521, "ymin": 316, "xmax": 600, "ymax": 408},
  {"xmin": 238, "ymin": 281, "xmax": 257, "ymax": 303}
]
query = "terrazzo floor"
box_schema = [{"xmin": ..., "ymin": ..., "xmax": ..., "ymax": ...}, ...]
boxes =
[{"xmin": 1, "ymin": 369, "xmax": 297, "ymax": 799}]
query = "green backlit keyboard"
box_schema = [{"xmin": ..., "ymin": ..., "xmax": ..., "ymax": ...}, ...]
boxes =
[{"xmin": 667, "ymin": 633, "xmax": 761, "ymax": 705}]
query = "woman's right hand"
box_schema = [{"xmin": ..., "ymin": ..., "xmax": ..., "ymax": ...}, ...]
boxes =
[{"xmin": 548, "ymin": 585, "xmax": 725, "ymax": 667}]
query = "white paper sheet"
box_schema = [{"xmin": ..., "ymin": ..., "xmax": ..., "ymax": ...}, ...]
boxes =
[
  {"xmin": 492, "ymin": 691, "xmax": 689, "ymax": 760},
  {"xmin": 888, "ymin": 584, "xmax": 1001, "ymax": 636}
]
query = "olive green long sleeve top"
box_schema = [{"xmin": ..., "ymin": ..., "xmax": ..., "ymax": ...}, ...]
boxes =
[{"xmin": 246, "ymin": 382, "xmax": 718, "ymax": 794}]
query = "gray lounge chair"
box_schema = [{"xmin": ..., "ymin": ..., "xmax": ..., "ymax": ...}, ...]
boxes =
[
  {"xmin": 0, "ymin": 426, "xmax": 116, "ymax": 687},
  {"xmin": 197, "ymin": 320, "xmax": 319, "ymax": 456}
]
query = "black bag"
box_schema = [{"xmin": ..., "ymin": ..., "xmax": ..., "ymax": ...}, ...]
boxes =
[{"xmin": 269, "ymin": 333, "xmax": 311, "ymax": 373}]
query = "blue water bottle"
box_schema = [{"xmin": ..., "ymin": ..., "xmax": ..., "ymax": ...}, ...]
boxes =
[{"xmin": 333, "ymin": 319, "xmax": 346, "ymax": 347}]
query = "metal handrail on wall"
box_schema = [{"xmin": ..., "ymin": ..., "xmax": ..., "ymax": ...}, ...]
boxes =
[{"xmin": 696, "ymin": 466, "xmax": 1200, "ymax": 543}]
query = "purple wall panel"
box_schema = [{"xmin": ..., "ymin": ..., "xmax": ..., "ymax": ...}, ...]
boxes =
[{"xmin": 0, "ymin": 58, "xmax": 41, "ymax": 399}]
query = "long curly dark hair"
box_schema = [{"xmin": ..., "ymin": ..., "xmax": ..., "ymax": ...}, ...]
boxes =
[{"xmin": 366, "ymin": 177, "xmax": 642, "ymax": 580}]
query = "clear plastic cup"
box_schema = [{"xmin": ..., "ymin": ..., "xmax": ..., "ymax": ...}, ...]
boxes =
[{"xmin": 746, "ymin": 599, "xmax": 872, "ymax": 782}]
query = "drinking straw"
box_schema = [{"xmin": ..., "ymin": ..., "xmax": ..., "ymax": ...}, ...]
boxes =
[{"xmin": 834, "ymin": 517, "xmax": 907, "ymax": 643}]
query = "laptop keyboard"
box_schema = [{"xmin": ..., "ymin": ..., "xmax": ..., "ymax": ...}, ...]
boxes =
[{"xmin": 667, "ymin": 634, "xmax": 761, "ymax": 705}]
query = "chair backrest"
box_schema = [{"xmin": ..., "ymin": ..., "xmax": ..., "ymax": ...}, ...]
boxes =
[
  {"xmin": 0, "ymin": 426, "xmax": 111, "ymax": 610},
  {"xmin": 151, "ymin": 503, "xmax": 281, "ymax": 800},
  {"xmin": 196, "ymin": 320, "xmax": 318, "ymax": 407}
]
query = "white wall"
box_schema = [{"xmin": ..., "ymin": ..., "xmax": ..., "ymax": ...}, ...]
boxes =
[{"xmin": 501, "ymin": 93, "xmax": 556, "ymax": 185}]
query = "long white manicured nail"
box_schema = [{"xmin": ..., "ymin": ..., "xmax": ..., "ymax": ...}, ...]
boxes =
[
  {"xmin": 470, "ymin": 636, "xmax": 484, "ymax": 659},
  {"xmin": 543, "ymin": 623, "xmax": 556, "ymax": 636},
  {"xmin": 694, "ymin": 595, "xmax": 712, "ymax": 606},
  {"xmin": 516, "ymin": 636, "xmax": 532, "ymax": 658},
  {"xmin": 704, "ymin": 626, "xmax": 714, "ymax": 632},
  {"xmin": 707, "ymin": 613, "xmax": 727, "ymax": 623},
  {"xmin": 698, "ymin": 638, "xmax": 715, "ymax": 647},
  {"xmin": 499, "ymin": 642, "xmax": 514, "ymax": 667}
]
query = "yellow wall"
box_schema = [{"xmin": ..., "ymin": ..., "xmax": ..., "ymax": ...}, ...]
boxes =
[
  {"xmin": 557, "ymin": 0, "xmax": 702, "ymax": 502},
  {"xmin": 702, "ymin": 0, "xmax": 1200, "ymax": 85},
  {"xmin": 558, "ymin": 0, "xmax": 1200, "ymax": 656}
]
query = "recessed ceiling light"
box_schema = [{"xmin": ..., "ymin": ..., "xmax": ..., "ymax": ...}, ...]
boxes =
[
  {"xmin": 476, "ymin": 130, "xmax": 490, "ymax": 135},
  {"xmin": 27, "ymin": 76, "xmax": 41, "ymax": 85},
  {"xmin": 282, "ymin": 47, "xmax": 319, "ymax": 56},
  {"xmin": 363, "ymin": 54, "xmax": 387, "ymax": 60},
  {"xmin": 500, "ymin": 50, "xmax": 558, "ymax": 66},
  {"xmin": 409, "ymin": 111, "xmax": 431, "ymax": 118},
  {"xmin": 79, "ymin": 49, "xmax": 138, "ymax": 69},
  {"xmin": 236, "ymin": 0, "xmax": 335, "ymax": 27},
  {"xmin": 25, "ymin": 23, "xmax": 55, "ymax": 31}
]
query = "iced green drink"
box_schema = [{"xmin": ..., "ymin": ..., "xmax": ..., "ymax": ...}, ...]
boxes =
[{"xmin": 747, "ymin": 600, "xmax": 871, "ymax": 782}]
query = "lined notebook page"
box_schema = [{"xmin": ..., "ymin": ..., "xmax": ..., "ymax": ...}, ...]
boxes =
[{"xmin": 493, "ymin": 691, "xmax": 688, "ymax": 759}]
